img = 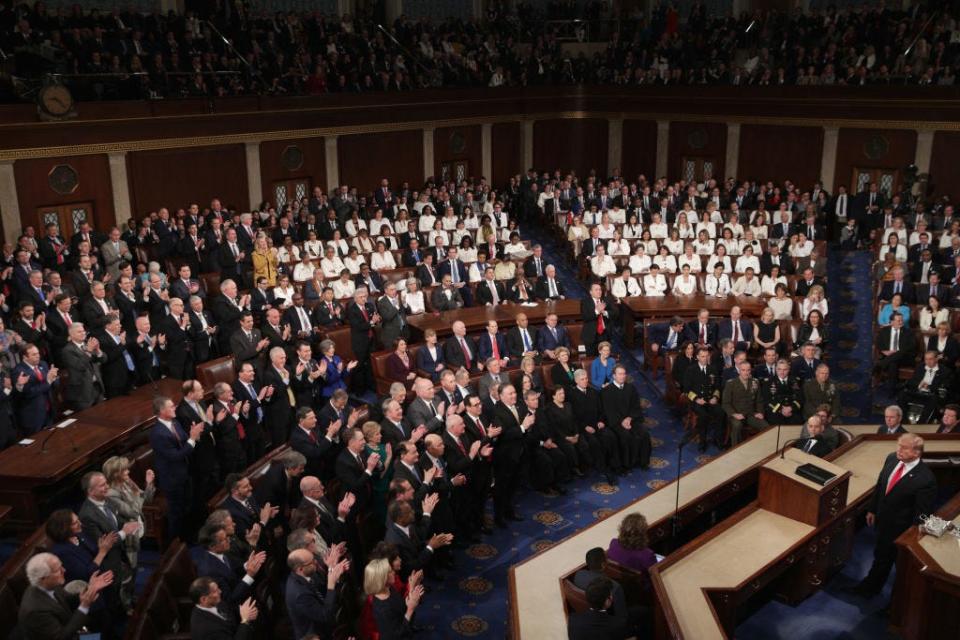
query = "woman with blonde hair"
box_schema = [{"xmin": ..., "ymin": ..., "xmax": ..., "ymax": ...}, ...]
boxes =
[
  {"xmin": 800, "ymin": 284, "xmax": 829, "ymax": 321},
  {"xmin": 367, "ymin": 541, "xmax": 425, "ymax": 637},
  {"xmin": 251, "ymin": 234, "xmax": 279, "ymax": 287},
  {"xmin": 104, "ymin": 455, "xmax": 154, "ymax": 606}
]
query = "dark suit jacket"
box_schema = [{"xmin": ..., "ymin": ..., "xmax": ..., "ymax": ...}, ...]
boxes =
[
  {"xmin": 567, "ymin": 608, "xmax": 629, "ymax": 640},
  {"xmin": 284, "ymin": 572, "xmax": 338, "ymax": 640},
  {"xmin": 443, "ymin": 334, "xmax": 478, "ymax": 370},
  {"xmin": 476, "ymin": 332, "xmax": 508, "ymax": 363},
  {"xmin": 289, "ymin": 426, "xmax": 334, "ymax": 478},
  {"xmin": 534, "ymin": 276, "xmax": 566, "ymax": 300},
  {"xmin": 190, "ymin": 605, "xmax": 253, "ymax": 640},
  {"xmin": 537, "ymin": 324, "xmax": 571, "ymax": 353},
  {"xmin": 793, "ymin": 437, "xmax": 835, "ymax": 458},
  {"xmin": 683, "ymin": 320, "xmax": 718, "ymax": 347},
  {"xmin": 12, "ymin": 361, "xmax": 56, "ymax": 433},
  {"xmin": 334, "ymin": 447, "xmax": 372, "ymax": 503},
  {"xmin": 876, "ymin": 326, "xmax": 917, "ymax": 360},
  {"xmin": 870, "ymin": 453, "xmax": 936, "ymax": 545},
  {"xmin": 17, "ymin": 585, "xmax": 88, "ymax": 640},
  {"xmin": 878, "ymin": 280, "xmax": 917, "ymax": 304},
  {"xmin": 475, "ymin": 279, "xmax": 507, "ymax": 306},
  {"xmin": 192, "ymin": 549, "xmax": 253, "ymax": 605},
  {"xmin": 383, "ymin": 521, "xmax": 433, "ymax": 581},
  {"xmin": 148, "ymin": 419, "xmax": 194, "ymax": 493}
]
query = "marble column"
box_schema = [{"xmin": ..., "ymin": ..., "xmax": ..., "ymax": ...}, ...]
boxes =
[
  {"xmin": 325, "ymin": 136, "xmax": 340, "ymax": 193},
  {"xmin": 819, "ymin": 126, "xmax": 840, "ymax": 192},
  {"xmin": 0, "ymin": 161, "xmax": 21, "ymax": 243},
  {"xmin": 607, "ymin": 118, "xmax": 623, "ymax": 177},
  {"xmin": 913, "ymin": 129, "xmax": 935, "ymax": 195},
  {"xmin": 725, "ymin": 123, "xmax": 741, "ymax": 182},
  {"xmin": 655, "ymin": 120, "xmax": 670, "ymax": 178},
  {"xmin": 244, "ymin": 141, "xmax": 262, "ymax": 211},
  {"xmin": 423, "ymin": 127, "xmax": 435, "ymax": 181},
  {"xmin": 108, "ymin": 152, "xmax": 132, "ymax": 226},
  {"xmin": 481, "ymin": 123, "xmax": 493, "ymax": 181},
  {"xmin": 522, "ymin": 120, "xmax": 534, "ymax": 170}
]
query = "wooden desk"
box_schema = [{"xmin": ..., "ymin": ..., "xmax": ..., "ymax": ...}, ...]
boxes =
[
  {"xmin": 620, "ymin": 295, "xmax": 768, "ymax": 347},
  {"xmin": 0, "ymin": 378, "xmax": 186, "ymax": 533},
  {"xmin": 406, "ymin": 299, "xmax": 581, "ymax": 339},
  {"xmin": 508, "ymin": 425, "xmax": 945, "ymax": 639},
  {"xmin": 891, "ymin": 490, "xmax": 960, "ymax": 640}
]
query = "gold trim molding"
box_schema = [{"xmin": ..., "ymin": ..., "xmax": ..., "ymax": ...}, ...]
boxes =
[{"xmin": 1, "ymin": 110, "xmax": 951, "ymax": 162}]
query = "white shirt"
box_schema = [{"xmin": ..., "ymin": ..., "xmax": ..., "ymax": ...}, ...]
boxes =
[
  {"xmin": 642, "ymin": 274, "xmax": 667, "ymax": 296},
  {"xmin": 673, "ymin": 275, "xmax": 698, "ymax": 295},
  {"xmin": 611, "ymin": 277, "xmax": 641, "ymax": 299},
  {"xmin": 706, "ymin": 273, "xmax": 731, "ymax": 296}
]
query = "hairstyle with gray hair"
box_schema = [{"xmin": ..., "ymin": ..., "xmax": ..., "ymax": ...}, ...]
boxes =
[
  {"xmin": 269, "ymin": 346, "xmax": 286, "ymax": 360},
  {"xmin": 318, "ymin": 339, "xmax": 334, "ymax": 354},
  {"xmin": 213, "ymin": 382, "xmax": 231, "ymax": 398},
  {"xmin": 26, "ymin": 553, "xmax": 58, "ymax": 587},
  {"xmin": 286, "ymin": 528, "xmax": 315, "ymax": 552},
  {"xmin": 885, "ymin": 405, "xmax": 903, "ymax": 419},
  {"xmin": 206, "ymin": 509, "xmax": 231, "ymax": 527},
  {"xmin": 574, "ymin": 369, "xmax": 588, "ymax": 381},
  {"xmin": 281, "ymin": 451, "xmax": 307, "ymax": 469}
]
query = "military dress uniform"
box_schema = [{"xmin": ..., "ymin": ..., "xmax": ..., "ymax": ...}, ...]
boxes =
[
  {"xmin": 682, "ymin": 363, "xmax": 725, "ymax": 450},
  {"xmin": 721, "ymin": 376, "xmax": 770, "ymax": 446},
  {"xmin": 801, "ymin": 378, "xmax": 841, "ymax": 420},
  {"xmin": 763, "ymin": 375, "xmax": 804, "ymax": 425}
]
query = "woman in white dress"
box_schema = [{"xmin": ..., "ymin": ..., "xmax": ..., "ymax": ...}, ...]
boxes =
[
  {"xmin": 653, "ymin": 244, "xmax": 677, "ymax": 273},
  {"xmin": 504, "ymin": 232, "xmax": 532, "ymax": 258},
  {"xmin": 292, "ymin": 253, "xmax": 316, "ymax": 283},
  {"xmin": 463, "ymin": 207, "xmax": 480, "ymax": 230},
  {"xmin": 749, "ymin": 213, "xmax": 769, "ymax": 240},
  {"xmin": 678, "ymin": 201, "xmax": 699, "ymax": 224},
  {"xmin": 402, "ymin": 279, "xmax": 426, "ymax": 315},
  {"xmin": 694, "ymin": 230, "xmax": 715, "ymax": 255},
  {"xmin": 663, "ymin": 228, "xmax": 684, "ymax": 255},
  {"xmin": 590, "ymin": 245, "xmax": 617, "ymax": 279},
  {"xmin": 441, "ymin": 208, "xmax": 459, "ymax": 231},
  {"xmin": 800, "ymin": 284, "xmax": 829, "ymax": 321},
  {"xmin": 352, "ymin": 229, "xmax": 375, "ymax": 254},
  {"xmin": 723, "ymin": 212, "xmax": 744, "ymax": 239},
  {"xmin": 331, "ymin": 269, "xmax": 356, "ymax": 299},
  {"xmin": 417, "ymin": 206, "xmax": 437, "ymax": 233},
  {"xmin": 760, "ymin": 265, "xmax": 788, "ymax": 297},
  {"xmin": 672, "ymin": 263, "xmax": 698, "ymax": 295},
  {"xmin": 677, "ymin": 244, "xmax": 702, "ymax": 273},
  {"xmin": 370, "ymin": 241, "xmax": 397, "ymax": 271},
  {"xmin": 789, "ymin": 232, "xmax": 814, "ymax": 258},
  {"xmin": 628, "ymin": 243, "xmax": 652, "ymax": 274},
  {"xmin": 694, "ymin": 218, "xmax": 717, "ymax": 239},
  {"xmin": 648, "ymin": 212, "xmax": 668, "ymax": 239},
  {"xmin": 623, "ymin": 214, "xmax": 643, "ymax": 239},
  {"xmin": 328, "ymin": 230, "xmax": 349, "ymax": 256},
  {"xmin": 642, "ymin": 265, "xmax": 668, "ymax": 296},
  {"xmin": 878, "ymin": 232, "xmax": 908, "ymax": 263},
  {"xmin": 718, "ymin": 227, "xmax": 742, "ymax": 256},
  {"xmin": 343, "ymin": 247, "xmax": 365, "ymax": 275},
  {"xmin": 741, "ymin": 229, "xmax": 763, "ymax": 255},
  {"xmin": 393, "ymin": 209, "xmax": 411, "ymax": 235},
  {"xmin": 734, "ymin": 244, "xmax": 761, "ymax": 274},
  {"xmin": 675, "ymin": 212, "xmax": 696, "ymax": 240},
  {"xmin": 704, "ymin": 264, "xmax": 731, "ymax": 297},
  {"xmin": 768, "ymin": 283, "xmax": 794, "ymax": 320},
  {"xmin": 369, "ymin": 208, "xmax": 390, "ymax": 237},
  {"xmin": 302, "ymin": 230, "xmax": 324, "ymax": 258},
  {"xmin": 320, "ymin": 246, "xmax": 347, "ymax": 278},
  {"xmin": 345, "ymin": 211, "xmax": 367, "ymax": 237},
  {"xmin": 426, "ymin": 219, "xmax": 446, "ymax": 248},
  {"xmin": 272, "ymin": 274, "xmax": 296, "ymax": 309},
  {"xmin": 607, "ymin": 230, "xmax": 631, "ymax": 257},
  {"xmin": 638, "ymin": 229, "xmax": 659, "ymax": 255},
  {"xmin": 597, "ymin": 214, "xmax": 617, "ymax": 240},
  {"xmin": 705, "ymin": 245, "xmax": 732, "ymax": 273}
]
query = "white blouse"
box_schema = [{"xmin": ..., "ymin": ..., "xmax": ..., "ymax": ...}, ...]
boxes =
[
  {"xmin": 678, "ymin": 254, "xmax": 702, "ymax": 272},
  {"xmin": 320, "ymin": 256, "xmax": 347, "ymax": 278},
  {"xmin": 673, "ymin": 275, "xmax": 698, "ymax": 295},
  {"xmin": 705, "ymin": 255, "xmax": 732, "ymax": 273},
  {"xmin": 331, "ymin": 279, "xmax": 355, "ymax": 299},
  {"xmin": 370, "ymin": 251, "xmax": 396, "ymax": 271},
  {"xmin": 343, "ymin": 255, "xmax": 365, "ymax": 275},
  {"xmin": 642, "ymin": 274, "xmax": 668, "ymax": 296},
  {"xmin": 292, "ymin": 262, "xmax": 316, "ymax": 282},
  {"xmin": 628, "ymin": 254, "xmax": 651, "ymax": 274},
  {"xmin": 653, "ymin": 254, "xmax": 678, "ymax": 273}
]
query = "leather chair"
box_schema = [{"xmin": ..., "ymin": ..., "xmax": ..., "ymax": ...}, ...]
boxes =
[{"xmin": 196, "ymin": 355, "xmax": 236, "ymax": 391}]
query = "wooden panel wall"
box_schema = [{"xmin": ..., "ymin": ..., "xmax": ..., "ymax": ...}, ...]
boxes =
[
  {"xmin": 491, "ymin": 122, "xmax": 521, "ymax": 186},
  {"xmin": 127, "ymin": 144, "xmax": 248, "ymax": 215},
  {"xmin": 433, "ymin": 125, "xmax": 482, "ymax": 182},
  {"xmin": 667, "ymin": 121, "xmax": 727, "ymax": 181},
  {"xmin": 621, "ymin": 119, "xmax": 659, "ymax": 182},
  {"xmin": 738, "ymin": 124, "xmax": 825, "ymax": 188},
  {"xmin": 929, "ymin": 132, "xmax": 960, "ymax": 203},
  {"xmin": 14, "ymin": 154, "xmax": 115, "ymax": 234},
  {"xmin": 834, "ymin": 128, "xmax": 916, "ymax": 192},
  {"xmin": 259, "ymin": 138, "xmax": 327, "ymax": 206},
  {"xmin": 337, "ymin": 129, "xmax": 423, "ymax": 194},
  {"xmin": 533, "ymin": 118, "xmax": 609, "ymax": 180}
]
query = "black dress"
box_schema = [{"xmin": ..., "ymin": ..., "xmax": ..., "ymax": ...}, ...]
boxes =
[
  {"xmin": 550, "ymin": 363, "xmax": 576, "ymax": 389},
  {"xmin": 671, "ymin": 354, "xmax": 697, "ymax": 383},
  {"xmin": 372, "ymin": 591, "xmax": 413, "ymax": 640},
  {"xmin": 755, "ymin": 320, "xmax": 782, "ymax": 354}
]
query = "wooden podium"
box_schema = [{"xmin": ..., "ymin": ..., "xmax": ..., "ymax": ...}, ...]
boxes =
[{"xmin": 758, "ymin": 447, "xmax": 851, "ymax": 526}]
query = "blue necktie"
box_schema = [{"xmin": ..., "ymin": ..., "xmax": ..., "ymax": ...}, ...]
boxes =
[
  {"xmin": 119, "ymin": 336, "xmax": 135, "ymax": 371},
  {"xmin": 522, "ymin": 330, "xmax": 531, "ymax": 351}
]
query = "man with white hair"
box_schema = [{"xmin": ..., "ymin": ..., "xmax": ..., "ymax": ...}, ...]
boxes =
[
  {"xmin": 61, "ymin": 322, "xmax": 105, "ymax": 410},
  {"xmin": 19, "ymin": 552, "xmax": 113, "ymax": 640},
  {"xmin": 262, "ymin": 346, "xmax": 295, "ymax": 446},
  {"xmin": 346, "ymin": 287, "xmax": 379, "ymax": 392}
]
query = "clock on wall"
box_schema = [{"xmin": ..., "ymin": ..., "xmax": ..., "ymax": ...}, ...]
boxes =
[{"xmin": 37, "ymin": 83, "xmax": 76, "ymax": 121}]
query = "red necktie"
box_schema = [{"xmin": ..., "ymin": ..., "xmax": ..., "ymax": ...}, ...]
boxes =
[
  {"xmin": 456, "ymin": 437, "xmax": 467, "ymax": 455},
  {"xmin": 460, "ymin": 338, "xmax": 471, "ymax": 368},
  {"xmin": 700, "ymin": 324, "xmax": 706, "ymax": 344},
  {"xmin": 733, "ymin": 322, "xmax": 740, "ymax": 343},
  {"xmin": 491, "ymin": 336, "xmax": 500, "ymax": 359},
  {"xmin": 596, "ymin": 300, "xmax": 605, "ymax": 334},
  {"xmin": 359, "ymin": 304, "xmax": 373, "ymax": 337},
  {"xmin": 885, "ymin": 462, "xmax": 905, "ymax": 494},
  {"xmin": 308, "ymin": 430, "xmax": 317, "ymax": 444},
  {"xmin": 63, "ymin": 313, "xmax": 72, "ymax": 327}
]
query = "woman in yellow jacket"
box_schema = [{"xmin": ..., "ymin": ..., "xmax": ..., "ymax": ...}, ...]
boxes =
[{"xmin": 251, "ymin": 234, "xmax": 279, "ymax": 287}]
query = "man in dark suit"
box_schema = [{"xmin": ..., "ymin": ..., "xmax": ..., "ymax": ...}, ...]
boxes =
[
  {"xmin": 128, "ymin": 315, "xmax": 162, "ymax": 387},
  {"xmin": 759, "ymin": 243, "xmax": 794, "ymax": 276},
  {"xmin": 12, "ymin": 343, "xmax": 58, "ymax": 434},
  {"xmin": 567, "ymin": 576, "xmax": 629, "ymax": 640},
  {"xmin": 188, "ymin": 577, "xmax": 258, "ymax": 640},
  {"xmin": 160, "ymin": 297, "xmax": 195, "ymax": 380},
  {"xmin": 186, "ymin": 295, "xmax": 219, "ymax": 365},
  {"xmin": 177, "ymin": 380, "xmax": 218, "ymax": 524},
  {"xmin": 211, "ymin": 280, "xmax": 247, "ymax": 353},
  {"xmin": 877, "ymin": 267, "xmax": 916, "ymax": 304},
  {"xmin": 209, "ymin": 382, "xmax": 248, "ymax": 478},
  {"xmin": 261, "ymin": 347, "xmax": 295, "ymax": 447},
  {"xmin": 683, "ymin": 309, "xmax": 717, "ymax": 350},
  {"xmin": 492, "ymin": 384, "xmax": 535, "ymax": 527},
  {"xmin": 854, "ymin": 433, "xmax": 936, "ymax": 596},
  {"xmin": 230, "ymin": 312, "xmax": 270, "ymax": 373},
  {"xmin": 581, "ymin": 283, "xmax": 615, "ymax": 356},
  {"xmin": 476, "ymin": 267, "xmax": 507, "ymax": 306},
  {"xmin": 794, "ymin": 268, "xmax": 825, "ymax": 298},
  {"xmin": 193, "ymin": 522, "xmax": 266, "ymax": 606},
  {"xmin": 790, "ymin": 343, "xmax": 822, "ymax": 382},
  {"xmin": 232, "ymin": 363, "xmax": 268, "ymax": 464},
  {"xmin": 289, "ymin": 407, "xmax": 340, "ymax": 479},
  {"xmin": 61, "ymin": 323, "xmax": 106, "ymax": 411},
  {"xmin": 335, "ymin": 428, "xmax": 378, "ymax": 515},
  {"xmin": 80, "ymin": 281, "xmax": 116, "ymax": 332},
  {"xmin": 346, "ymin": 288, "xmax": 379, "ymax": 392},
  {"xmin": 354, "ymin": 263, "xmax": 385, "ymax": 296},
  {"xmin": 377, "ymin": 282, "xmax": 409, "ymax": 348},
  {"xmin": 535, "ymin": 265, "xmax": 567, "ymax": 300},
  {"xmin": 218, "ymin": 228, "xmax": 249, "ymax": 286},
  {"xmin": 437, "ymin": 247, "xmax": 473, "ymax": 306},
  {"xmin": 443, "ymin": 321, "xmax": 478, "ymax": 372},
  {"xmin": 79, "ymin": 471, "xmax": 137, "ymax": 613},
  {"xmin": 149, "ymin": 396, "xmax": 205, "ymax": 542},
  {"xmin": 284, "ymin": 548, "xmax": 347, "ymax": 640},
  {"xmin": 875, "ymin": 312, "xmax": 917, "ymax": 395},
  {"xmin": 897, "ymin": 350, "xmax": 954, "ymax": 420},
  {"xmin": 416, "ymin": 253, "xmax": 440, "ymax": 289},
  {"xmin": 523, "ymin": 246, "xmax": 548, "ymax": 279},
  {"xmin": 877, "ymin": 405, "xmax": 909, "ymax": 435},
  {"xmin": 313, "ymin": 288, "xmax": 344, "ymax": 328},
  {"xmin": 18, "ymin": 553, "xmax": 113, "ymax": 640},
  {"xmin": 384, "ymin": 499, "xmax": 452, "ymax": 581},
  {"xmin": 402, "ymin": 239, "xmax": 425, "ymax": 267},
  {"xmin": 431, "ymin": 275, "xmax": 465, "ymax": 311},
  {"xmin": 536, "ymin": 313, "xmax": 571, "ymax": 360},
  {"xmin": 716, "ymin": 306, "xmax": 754, "ymax": 353},
  {"xmin": 253, "ymin": 451, "xmax": 306, "ymax": 526},
  {"xmin": 792, "ymin": 415, "xmax": 835, "ymax": 458},
  {"xmin": 97, "ymin": 314, "xmax": 134, "ymax": 398}
]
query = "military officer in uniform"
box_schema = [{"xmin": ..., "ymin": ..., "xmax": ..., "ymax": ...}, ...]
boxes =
[
  {"xmin": 802, "ymin": 364, "xmax": 841, "ymax": 420},
  {"xmin": 682, "ymin": 347, "xmax": 725, "ymax": 451},
  {"xmin": 763, "ymin": 360, "xmax": 804, "ymax": 425},
  {"xmin": 721, "ymin": 361, "xmax": 769, "ymax": 446}
]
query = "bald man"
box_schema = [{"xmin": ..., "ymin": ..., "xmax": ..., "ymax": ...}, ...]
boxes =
[{"xmin": 285, "ymin": 548, "xmax": 348, "ymax": 640}]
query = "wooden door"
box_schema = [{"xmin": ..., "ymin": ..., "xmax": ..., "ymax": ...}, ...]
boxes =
[
  {"xmin": 36, "ymin": 202, "xmax": 93, "ymax": 236},
  {"xmin": 851, "ymin": 167, "xmax": 900, "ymax": 198},
  {"xmin": 272, "ymin": 178, "xmax": 311, "ymax": 211},
  {"xmin": 439, "ymin": 160, "xmax": 469, "ymax": 184},
  {"xmin": 681, "ymin": 156, "xmax": 717, "ymax": 184}
]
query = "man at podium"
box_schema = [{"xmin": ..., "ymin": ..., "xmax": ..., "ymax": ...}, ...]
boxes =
[
  {"xmin": 853, "ymin": 433, "xmax": 937, "ymax": 597},
  {"xmin": 792, "ymin": 415, "xmax": 835, "ymax": 458}
]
